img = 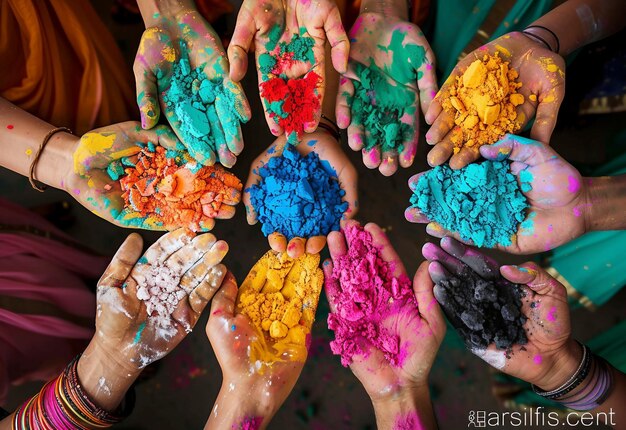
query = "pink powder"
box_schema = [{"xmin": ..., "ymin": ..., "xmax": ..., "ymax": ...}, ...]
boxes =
[
  {"xmin": 327, "ymin": 224, "xmax": 416, "ymax": 367},
  {"xmin": 233, "ymin": 416, "xmax": 263, "ymax": 430},
  {"xmin": 546, "ymin": 306, "xmax": 557, "ymax": 322},
  {"xmin": 394, "ymin": 411, "xmax": 425, "ymax": 430},
  {"xmin": 136, "ymin": 263, "xmax": 187, "ymax": 328}
]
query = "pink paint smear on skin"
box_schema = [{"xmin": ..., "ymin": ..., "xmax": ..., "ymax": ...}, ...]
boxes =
[
  {"xmin": 394, "ymin": 411, "xmax": 426, "ymax": 430},
  {"xmin": 567, "ymin": 175, "xmax": 581, "ymax": 194},
  {"xmin": 327, "ymin": 224, "xmax": 416, "ymax": 367},
  {"xmin": 533, "ymin": 355, "xmax": 542, "ymax": 365},
  {"xmin": 233, "ymin": 416, "xmax": 263, "ymax": 430},
  {"xmin": 546, "ymin": 306, "xmax": 557, "ymax": 322}
]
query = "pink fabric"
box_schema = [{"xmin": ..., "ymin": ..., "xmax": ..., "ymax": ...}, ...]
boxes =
[{"xmin": 0, "ymin": 198, "xmax": 108, "ymax": 405}]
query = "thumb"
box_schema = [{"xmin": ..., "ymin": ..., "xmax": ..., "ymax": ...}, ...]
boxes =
[
  {"xmin": 228, "ymin": 9, "xmax": 255, "ymax": 82},
  {"xmin": 99, "ymin": 233, "xmax": 144, "ymax": 289},
  {"xmin": 208, "ymin": 271, "xmax": 239, "ymax": 320},
  {"xmin": 500, "ymin": 262, "xmax": 566, "ymax": 297},
  {"xmin": 413, "ymin": 261, "xmax": 445, "ymax": 337}
]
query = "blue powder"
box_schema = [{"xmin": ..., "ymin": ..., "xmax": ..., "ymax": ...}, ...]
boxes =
[
  {"xmin": 248, "ymin": 146, "xmax": 348, "ymax": 239},
  {"xmin": 161, "ymin": 42, "xmax": 248, "ymax": 165},
  {"xmin": 409, "ymin": 161, "xmax": 531, "ymax": 248}
]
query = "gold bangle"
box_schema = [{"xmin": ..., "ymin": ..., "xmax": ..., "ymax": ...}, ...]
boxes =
[{"xmin": 29, "ymin": 127, "xmax": 72, "ymax": 192}]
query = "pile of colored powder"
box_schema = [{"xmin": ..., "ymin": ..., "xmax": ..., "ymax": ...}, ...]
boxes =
[
  {"xmin": 409, "ymin": 161, "xmax": 530, "ymax": 248},
  {"xmin": 107, "ymin": 142, "xmax": 242, "ymax": 231},
  {"xmin": 161, "ymin": 42, "xmax": 247, "ymax": 165},
  {"xmin": 248, "ymin": 145, "xmax": 347, "ymax": 239},
  {"xmin": 441, "ymin": 53, "xmax": 524, "ymax": 153},
  {"xmin": 326, "ymin": 224, "xmax": 417, "ymax": 367},
  {"xmin": 136, "ymin": 262, "xmax": 185, "ymax": 328},
  {"xmin": 236, "ymin": 251, "xmax": 324, "ymax": 364},
  {"xmin": 258, "ymin": 27, "xmax": 321, "ymax": 144},
  {"xmin": 348, "ymin": 31, "xmax": 426, "ymax": 153},
  {"xmin": 434, "ymin": 266, "xmax": 527, "ymax": 350}
]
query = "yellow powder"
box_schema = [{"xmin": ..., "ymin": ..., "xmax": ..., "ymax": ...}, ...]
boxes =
[
  {"xmin": 236, "ymin": 251, "xmax": 324, "ymax": 368},
  {"xmin": 441, "ymin": 53, "xmax": 524, "ymax": 154}
]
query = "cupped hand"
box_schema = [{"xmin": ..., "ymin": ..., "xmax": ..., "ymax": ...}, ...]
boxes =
[
  {"xmin": 336, "ymin": 13, "xmax": 437, "ymax": 176},
  {"xmin": 425, "ymin": 32, "xmax": 565, "ymax": 169},
  {"xmin": 243, "ymin": 129, "xmax": 358, "ymax": 258},
  {"xmin": 70, "ymin": 122, "xmax": 242, "ymax": 231},
  {"xmin": 406, "ymin": 134, "xmax": 588, "ymax": 254},
  {"xmin": 324, "ymin": 220, "xmax": 446, "ymax": 401},
  {"xmin": 228, "ymin": 0, "xmax": 348, "ymax": 139},
  {"xmin": 134, "ymin": 10, "xmax": 251, "ymax": 167},
  {"xmin": 94, "ymin": 228, "xmax": 228, "ymax": 372},
  {"xmin": 422, "ymin": 237, "xmax": 580, "ymax": 390}
]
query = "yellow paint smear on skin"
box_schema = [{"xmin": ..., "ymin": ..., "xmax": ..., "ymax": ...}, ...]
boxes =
[
  {"xmin": 138, "ymin": 28, "xmax": 160, "ymax": 56},
  {"xmin": 73, "ymin": 133, "xmax": 116, "ymax": 175},
  {"xmin": 25, "ymin": 148, "xmax": 32, "ymax": 157},
  {"xmin": 538, "ymin": 57, "xmax": 564, "ymax": 78},
  {"xmin": 236, "ymin": 251, "xmax": 323, "ymax": 370},
  {"xmin": 161, "ymin": 45, "xmax": 176, "ymax": 62},
  {"xmin": 109, "ymin": 146, "xmax": 142, "ymax": 160},
  {"xmin": 495, "ymin": 44, "xmax": 511, "ymax": 57}
]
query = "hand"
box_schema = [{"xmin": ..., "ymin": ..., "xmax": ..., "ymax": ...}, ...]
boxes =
[
  {"xmin": 69, "ymin": 121, "xmax": 242, "ymax": 231},
  {"xmin": 422, "ymin": 237, "xmax": 581, "ymax": 390},
  {"xmin": 243, "ymin": 129, "xmax": 358, "ymax": 258},
  {"xmin": 134, "ymin": 9, "xmax": 251, "ymax": 167},
  {"xmin": 406, "ymin": 134, "xmax": 588, "ymax": 254},
  {"xmin": 336, "ymin": 13, "xmax": 437, "ymax": 176},
  {"xmin": 425, "ymin": 32, "xmax": 565, "ymax": 169},
  {"xmin": 93, "ymin": 228, "xmax": 228, "ymax": 373},
  {"xmin": 228, "ymin": 0, "xmax": 348, "ymax": 140},
  {"xmin": 325, "ymin": 221, "xmax": 446, "ymax": 401}
]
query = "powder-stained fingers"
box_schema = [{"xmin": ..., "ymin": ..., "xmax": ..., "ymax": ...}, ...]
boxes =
[
  {"xmin": 164, "ymin": 233, "xmax": 218, "ymax": 275},
  {"xmin": 364, "ymin": 223, "xmax": 408, "ymax": 277},
  {"xmin": 286, "ymin": 237, "xmax": 306, "ymax": 259},
  {"xmin": 215, "ymin": 82, "xmax": 247, "ymax": 155},
  {"xmin": 184, "ymin": 136, "xmax": 217, "ymax": 167},
  {"xmin": 424, "ymin": 97, "xmax": 443, "ymax": 126},
  {"xmin": 260, "ymin": 89, "xmax": 285, "ymax": 136},
  {"xmin": 208, "ymin": 271, "xmax": 239, "ymax": 320},
  {"xmin": 478, "ymin": 134, "xmax": 555, "ymax": 167},
  {"xmin": 268, "ymin": 232, "xmax": 288, "ymax": 253},
  {"xmin": 414, "ymin": 261, "xmax": 445, "ymax": 326},
  {"xmin": 179, "ymin": 242, "xmax": 228, "ymax": 292},
  {"xmin": 362, "ymin": 146, "xmax": 381, "ymax": 170},
  {"xmin": 140, "ymin": 228, "xmax": 195, "ymax": 265},
  {"xmin": 188, "ymin": 264, "xmax": 228, "ymax": 315},
  {"xmin": 440, "ymin": 237, "xmax": 499, "ymax": 280},
  {"xmin": 432, "ymin": 278, "xmax": 466, "ymax": 331},
  {"xmin": 425, "ymin": 109, "xmax": 454, "ymax": 145},
  {"xmin": 322, "ymin": 6, "xmax": 349, "ymax": 74},
  {"xmin": 379, "ymin": 150, "xmax": 398, "ymax": 177},
  {"xmin": 154, "ymin": 126, "xmax": 184, "ymax": 151},
  {"xmin": 336, "ymin": 75, "xmax": 355, "ymax": 129},
  {"xmin": 327, "ymin": 229, "xmax": 348, "ymax": 261},
  {"xmin": 501, "ymin": 262, "xmax": 565, "ymax": 298},
  {"xmin": 407, "ymin": 172, "xmax": 426, "ymax": 191},
  {"xmin": 404, "ymin": 206, "xmax": 430, "ymax": 224},
  {"xmin": 347, "ymin": 120, "xmax": 366, "ymax": 152},
  {"xmin": 426, "ymin": 140, "xmax": 454, "ymax": 167},
  {"xmin": 305, "ymin": 236, "xmax": 326, "ymax": 255},
  {"xmin": 425, "ymin": 223, "xmax": 474, "ymax": 248},
  {"xmin": 228, "ymin": 8, "xmax": 255, "ymax": 82},
  {"xmin": 530, "ymin": 87, "xmax": 564, "ymax": 144},
  {"xmin": 197, "ymin": 218, "xmax": 216, "ymax": 232},
  {"xmin": 99, "ymin": 233, "xmax": 144, "ymax": 289},
  {"xmin": 215, "ymin": 204, "xmax": 237, "ymax": 220},
  {"xmin": 322, "ymin": 260, "xmax": 339, "ymax": 313},
  {"xmin": 414, "ymin": 40, "xmax": 438, "ymax": 116},
  {"xmin": 399, "ymin": 124, "xmax": 418, "ymax": 169},
  {"xmin": 449, "ymin": 145, "xmax": 480, "ymax": 170},
  {"xmin": 422, "ymin": 242, "xmax": 466, "ymax": 277},
  {"xmin": 138, "ymin": 215, "xmax": 170, "ymax": 231}
]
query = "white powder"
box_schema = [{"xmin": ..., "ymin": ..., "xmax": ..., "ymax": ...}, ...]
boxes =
[{"xmin": 136, "ymin": 263, "xmax": 186, "ymax": 328}]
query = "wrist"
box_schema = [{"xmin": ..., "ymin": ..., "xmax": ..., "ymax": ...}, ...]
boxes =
[
  {"xmin": 371, "ymin": 385, "xmax": 434, "ymax": 430},
  {"xmin": 359, "ymin": 0, "xmax": 408, "ymax": 20},
  {"xmin": 533, "ymin": 338, "xmax": 582, "ymax": 391},
  {"xmin": 137, "ymin": 0, "xmax": 197, "ymax": 27},
  {"xmin": 582, "ymin": 175, "xmax": 626, "ymax": 232},
  {"xmin": 37, "ymin": 131, "xmax": 79, "ymax": 190}
]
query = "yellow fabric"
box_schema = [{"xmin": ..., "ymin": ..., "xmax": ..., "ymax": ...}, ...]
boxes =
[{"xmin": 0, "ymin": 0, "xmax": 136, "ymax": 134}]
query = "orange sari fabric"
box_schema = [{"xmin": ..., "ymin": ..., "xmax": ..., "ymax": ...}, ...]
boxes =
[{"xmin": 0, "ymin": 0, "xmax": 136, "ymax": 134}]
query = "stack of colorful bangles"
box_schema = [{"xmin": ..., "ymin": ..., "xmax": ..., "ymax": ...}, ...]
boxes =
[
  {"xmin": 12, "ymin": 355, "xmax": 134, "ymax": 430},
  {"xmin": 532, "ymin": 342, "xmax": 614, "ymax": 411}
]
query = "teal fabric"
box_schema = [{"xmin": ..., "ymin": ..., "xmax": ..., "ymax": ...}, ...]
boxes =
[{"xmin": 432, "ymin": 0, "xmax": 553, "ymax": 80}]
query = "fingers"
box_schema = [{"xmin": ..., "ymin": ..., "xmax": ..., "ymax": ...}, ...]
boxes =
[
  {"xmin": 189, "ymin": 263, "xmax": 228, "ymax": 314},
  {"xmin": 500, "ymin": 262, "xmax": 566, "ymax": 297},
  {"xmin": 364, "ymin": 222, "xmax": 406, "ymax": 277},
  {"xmin": 530, "ymin": 86, "xmax": 564, "ymax": 144},
  {"xmin": 339, "ymin": 162, "xmax": 359, "ymax": 219},
  {"xmin": 424, "ymin": 98, "xmax": 442, "ymax": 126},
  {"xmin": 399, "ymin": 126, "xmax": 418, "ymax": 169},
  {"xmin": 327, "ymin": 229, "xmax": 348, "ymax": 261},
  {"xmin": 141, "ymin": 228, "xmax": 194, "ymax": 265},
  {"xmin": 179, "ymin": 240, "xmax": 229, "ymax": 292},
  {"xmin": 426, "ymin": 139, "xmax": 454, "ymax": 167},
  {"xmin": 228, "ymin": 9, "xmax": 255, "ymax": 82},
  {"xmin": 305, "ymin": 236, "xmax": 326, "ymax": 255},
  {"xmin": 322, "ymin": 259, "xmax": 339, "ymax": 313},
  {"xmin": 415, "ymin": 46, "xmax": 438, "ymax": 116},
  {"xmin": 421, "ymin": 242, "xmax": 465, "ymax": 277},
  {"xmin": 413, "ymin": 261, "xmax": 445, "ymax": 333},
  {"xmin": 165, "ymin": 233, "xmax": 219, "ymax": 274},
  {"xmin": 286, "ymin": 237, "xmax": 306, "ymax": 259},
  {"xmin": 440, "ymin": 237, "xmax": 499, "ymax": 279},
  {"xmin": 347, "ymin": 122, "xmax": 366, "ymax": 152},
  {"xmin": 404, "ymin": 206, "xmax": 430, "ymax": 223},
  {"xmin": 208, "ymin": 271, "xmax": 238, "ymax": 320},
  {"xmin": 268, "ymin": 232, "xmax": 288, "ymax": 253},
  {"xmin": 324, "ymin": 8, "xmax": 349, "ymax": 74},
  {"xmin": 379, "ymin": 150, "xmax": 399, "ymax": 177},
  {"xmin": 135, "ymin": 74, "xmax": 161, "ymax": 130},
  {"xmin": 99, "ymin": 233, "xmax": 144, "ymax": 288},
  {"xmin": 425, "ymin": 109, "xmax": 454, "ymax": 145},
  {"xmin": 449, "ymin": 145, "xmax": 480, "ymax": 170},
  {"xmin": 336, "ymin": 76, "xmax": 354, "ymax": 129},
  {"xmin": 427, "ymin": 260, "xmax": 452, "ymax": 284},
  {"xmin": 362, "ymin": 147, "xmax": 381, "ymax": 170},
  {"xmin": 479, "ymin": 134, "xmax": 556, "ymax": 166}
]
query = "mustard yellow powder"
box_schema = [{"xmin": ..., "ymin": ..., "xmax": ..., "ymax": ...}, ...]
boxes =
[
  {"xmin": 441, "ymin": 53, "xmax": 524, "ymax": 154},
  {"xmin": 236, "ymin": 251, "xmax": 324, "ymax": 368}
]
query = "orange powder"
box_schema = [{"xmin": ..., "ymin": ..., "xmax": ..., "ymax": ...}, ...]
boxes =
[
  {"xmin": 442, "ymin": 53, "xmax": 524, "ymax": 153},
  {"xmin": 115, "ymin": 144, "xmax": 242, "ymax": 231},
  {"xmin": 236, "ymin": 251, "xmax": 324, "ymax": 368}
]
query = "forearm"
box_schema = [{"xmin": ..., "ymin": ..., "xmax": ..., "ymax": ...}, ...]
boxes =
[
  {"xmin": 204, "ymin": 383, "xmax": 279, "ymax": 430},
  {"xmin": 528, "ymin": 0, "xmax": 626, "ymax": 56},
  {"xmin": 584, "ymin": 174, "xmax": 626, "ymax": 232},
  {"xmin": 0, "ymin": 98, "xmax": 77, "ymax": 189},
  {"xmin": 359, "ymin": 0, "xmax": 408, "ymax": 20},
  {"xmin": 137, "ymin": 0, "xmax": 197, "ymax": 27},
  {"xmin": 371, "ymin": 387, "xmax": 438, "ymax": 430}
]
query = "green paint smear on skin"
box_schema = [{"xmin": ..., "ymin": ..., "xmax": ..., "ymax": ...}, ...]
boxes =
[
  {"xmin": 409, "ymin": 160, "xmax": 531, "ymax": 248},
  {"xmin": 350, "ymin": 63, "xmax": 415, "ymax": 153},
  {"xmin": 266, "ymin": 24, "xmax": 283, "ymax": 52},
  {"xmin": 161, "ymin": 41, "xmax": 247, "ymax": 165},
  {"xmin": 282, "ymin": 31, "xmax": 315, "ymax": 64},
  {"xmin": 133, "ymin": 322, "xmax": 146, "ymax": 344},
  {"xmin": 378, "ymin": 31, "xmax": 427, "ymax": 84},
  {"xmin": 259, "ymin": 53, "xmax": 277, "ymax": 74}
]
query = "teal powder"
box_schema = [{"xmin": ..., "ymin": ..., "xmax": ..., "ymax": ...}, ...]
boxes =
[
  {"xmin": 266, "ymin": 25, "xmax": 282, "ymax": 51},
  {"xmin": 350, "ymin": 63, "xmax": 415, "ymax": 153},
  {"xmin": 259, "ymin": 53, "xmax": 277, "ymax": 74},
  {"xmin": 409, "ymin": 161, "xmax": 531, "ymax": 248},
  {"xmin": 519, "ymin": 168, "xmax": 533, "ymax": 193},
  {"xmin": 282, "ymin": 32, "xmax": 315, "ymax": 64},
  {"xmin": 378, "ymin": 31, "xmax": 427, "ymax": 82},
  {"xmin": 161, "ymin": 42, "xmax": 247, "ymax": 165},
  {"xmin": 133, "ymin": 322, "xmax": 146, "ymax": 344}
]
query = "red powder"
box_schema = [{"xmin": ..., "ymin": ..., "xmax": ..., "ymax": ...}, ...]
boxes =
[{"xmin": 260, "ymin": 71, "xmax": 321, "ymax": 140}]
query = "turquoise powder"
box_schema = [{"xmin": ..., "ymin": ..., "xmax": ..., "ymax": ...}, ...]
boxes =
[
  {"xmin": 409, "ymin": 161, "xmax": 531, "ymax": 248},
  {"xmin": 161, "ymin": 42, "xmax": 247, "ymax": 165}
]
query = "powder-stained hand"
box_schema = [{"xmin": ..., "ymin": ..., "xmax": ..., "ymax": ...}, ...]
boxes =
[
  {"xmin": 406, "ymin": 135, "xmax": 589, "ymax": 254},
  {"xmin": 423, "ymin": 238, "xmax": 581, "ymax": 391},
  {"xmin": 228, "ymin": 0, "xmax": 348, "ymax": 141},
  {"xmin": 94, "ymin": 228, "xmax": 228, "ymax": 372},
  {"xmin": 134, "ymin": 10, "xmax": 251, "ymax": 167},
  {"xmin": 425, "ymin": 32, "xmax": 565, "ymax": 169},
  {"xmin": 337, "ymin": 14, "xmax": 437, "ymax": 176}
]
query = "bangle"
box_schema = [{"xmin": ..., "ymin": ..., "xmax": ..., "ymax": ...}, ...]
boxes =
[
  {"xmin": 558, "ymin": 355, "xmax": 614, "ymax": 411},
  {"xmin": 29, "ymin": 126, "xmax": 72, "ymax": 192},
  {"xmin": 522, "ymin": 25, "xmax": 560, "ymax": 53},
  {"xmin": 318, "ymin": 114, "xmax": 341, "ymax": 141},
  {"xmin": 532, "ymin": 342, "xmax": 590, "ymax": 399}
]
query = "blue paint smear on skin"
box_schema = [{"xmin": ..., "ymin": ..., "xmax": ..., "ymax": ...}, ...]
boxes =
[
  {"xmin": 307, "ymin": 139, "xmax": 318, "ymax": 147},
  {"xmin": 519, "ymin": 168, "xmax": 533, "ymax": 193},
  {"xmin": 519, "ymin": 211, "xmax": 537, "ymax": 236},
  {"xmin": 138, "ymin": 256, "xmax": 148, "ymax": 264},
  {"xmin": 230, "ymin": 324, "xmax": 236, "ymax": 332},
  {"xmin": 134, "ymin": 322, "xmax": 146, "ymax": 344}
]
